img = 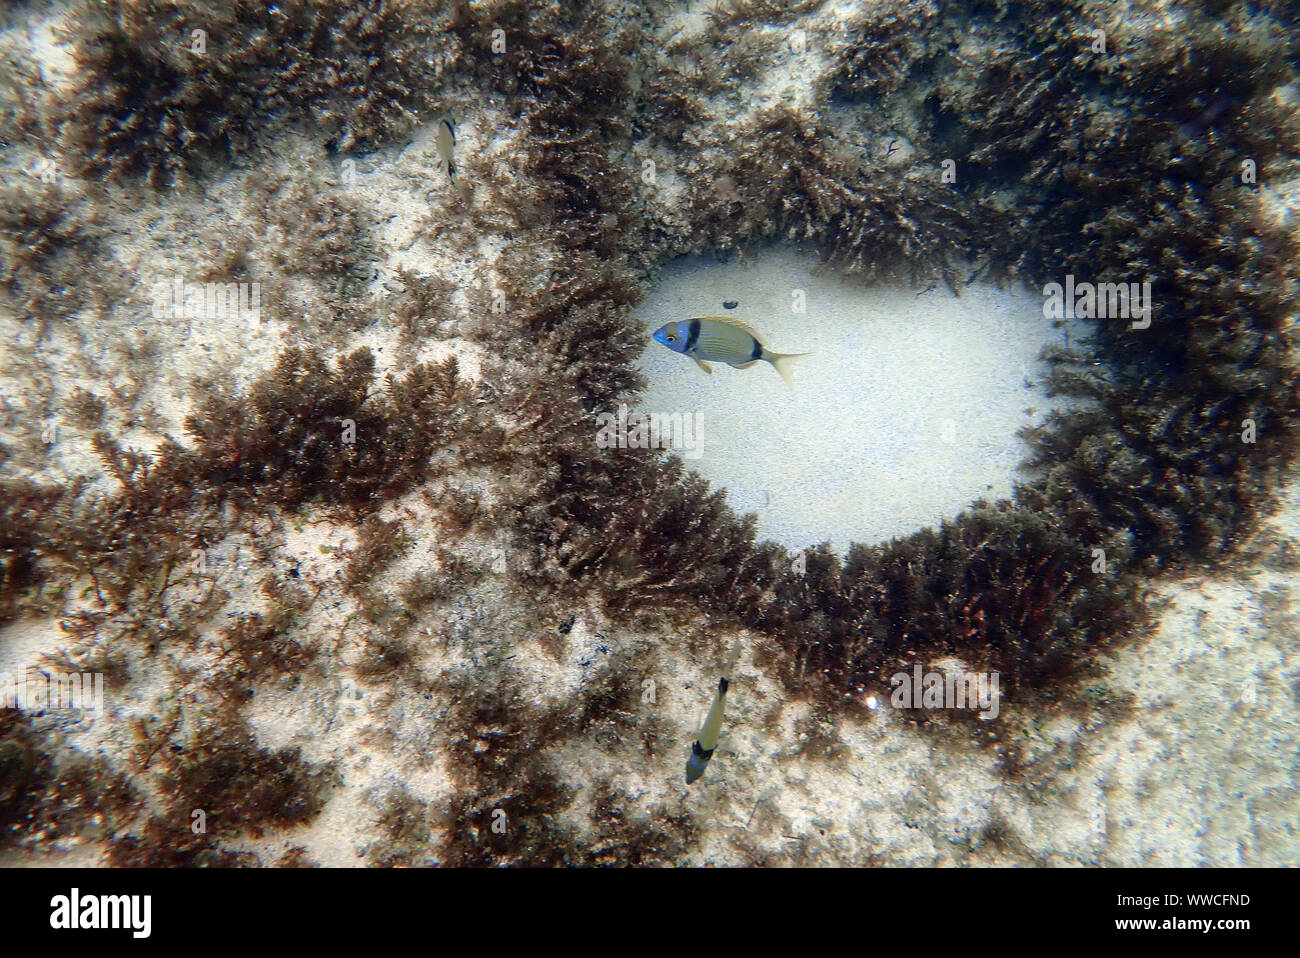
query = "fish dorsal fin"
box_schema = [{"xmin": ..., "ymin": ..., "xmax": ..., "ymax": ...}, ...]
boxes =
[{"xmin": 691, "ymin": 315, "xmax": 764, "ymax": 341}]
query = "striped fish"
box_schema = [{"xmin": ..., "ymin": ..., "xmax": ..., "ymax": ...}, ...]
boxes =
[
  {"xmin": 652, "ymin": 316, "xmax": 809, "ymax": 388},
  {"xmin": 436, "ymin": 117, "xmax": 456, "ymax": 182},
  {"xmin": 685, "ymin": 644, "xmax": 742, "ymax": 785}
]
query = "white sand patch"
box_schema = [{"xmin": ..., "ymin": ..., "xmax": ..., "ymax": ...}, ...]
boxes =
[
  {"xmin": 634, "ymin": 246, "xmax": 1085, "ymax": 551},
  {"xmin": 20, "ymin": 5, "xmax": 79, "ymax": 93}
]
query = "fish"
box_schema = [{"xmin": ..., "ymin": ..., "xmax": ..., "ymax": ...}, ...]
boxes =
[
  {"xmin": 652, "ymin": 316, "xmax": 809, "ymax": 388},
  {"xmin": 685, "ymin": 643, "xmax": 742, "ymax": 785},
  {"xmin": 436, "ymin": 117, "xmax": 456, "ymax": 183}
]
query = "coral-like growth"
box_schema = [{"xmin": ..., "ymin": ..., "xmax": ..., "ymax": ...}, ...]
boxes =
[
  {"xmin": 252, "ymin": 176, "xmax": 372, "ymax": 282},
  {"xmin": 0, "ymin": 480, "xmax": 63, "ymax": 624},
  {"xmin": 681, "ymin": 106, "xmax": 983, "ymax": 282},
  {"xmin": 60, "ymin": 0, "xmax": 453, "ymax": 185},
  {"xmin": 0, "ymin": 710, "xmax": 137, "ymax": 853},
  {"xmin": 107, "ymin": 720, "xmax": 335, "ymax": 866},
  {"xmin": 0, "ymin": 181, "xmax": 105, "ymax": 321},
  {"xmin": 367, "ymin": 785, "xmax": 434, "ymax": 866},
  {"xmin": 160, "ymin": 722, "xmax": 334, "ymax": 835},
  {"xmin": 185, "ymin": 347, "xmax": 477, "ymax": 507},
  {"xmin": 832, "ymin": 0, "xmax": 940, "ymax": 101},
  {"xmin": 746, "ymin": 503, "xmax": 1142, "ymax": 701},
  {"xmin": 439, "ymin": 662, "xmax": 693, "ymax": 866}
]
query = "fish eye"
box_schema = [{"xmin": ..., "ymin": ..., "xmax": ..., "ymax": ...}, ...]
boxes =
[{"xmin": 665, "ymin": 334, "xmax": 677, "ymax": 343}]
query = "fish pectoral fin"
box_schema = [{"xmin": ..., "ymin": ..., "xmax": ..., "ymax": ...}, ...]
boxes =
[
  {"xmin": 693, "ymin": 358, "xmax": 713, "ymax": 375},
  {"xmin": 729, "ymin": 360, "xmax": 759, "ymax": 369}
]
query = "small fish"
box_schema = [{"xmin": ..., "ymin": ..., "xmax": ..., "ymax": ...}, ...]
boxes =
[
  {"xmin": 652, "ymin": 316, "xmax": 809, "ymax": 388},
  {"xmin": 436, "ymin": 117, "xmax": 456, "ymax": 183},
  {"xmin": 685, "ymin": 644, "xmax": 742, "ymax": 785}
]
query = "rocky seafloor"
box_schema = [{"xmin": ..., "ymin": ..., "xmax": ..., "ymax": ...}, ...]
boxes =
[{"xmin": 0, "ymin": 0, "xmax": 1297, "ymax": 866}]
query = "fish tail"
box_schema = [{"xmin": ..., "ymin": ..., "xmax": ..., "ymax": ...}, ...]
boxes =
[{"xmin": 767, "ymin": 351, "xmax": 810, "ymax": 389}]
